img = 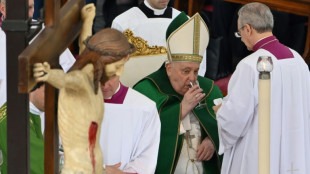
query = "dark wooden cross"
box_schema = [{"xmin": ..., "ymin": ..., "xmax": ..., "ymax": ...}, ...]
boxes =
[{"xmin": 3, "ymin": 0, "xmax": 84, "ymax": 173}]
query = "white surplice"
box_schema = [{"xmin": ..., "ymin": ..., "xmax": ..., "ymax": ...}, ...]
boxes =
[
  {"xmin": 100, "ymin": 88, "xmax": 161, "ymax": 174},
  {"xmin": 111, "ymin": 1, "xmax": 181, "ymax": 47},
  {"xmin": 217, "ymin": 49, "xmax": 310, "ymax": 174},
  {"xmin": 111, "ymin": 1, "xmax": 206, "ymax": 81}
]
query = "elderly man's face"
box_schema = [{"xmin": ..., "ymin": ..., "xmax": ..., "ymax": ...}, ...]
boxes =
[{"xmin": 166, "ymin": 61, "xmax": 200, "ymax": 95}]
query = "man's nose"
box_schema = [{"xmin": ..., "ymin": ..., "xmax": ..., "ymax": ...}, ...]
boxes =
[{"xmin": 189, "ymin": 72, "xmax": 196, "ymax": 82}]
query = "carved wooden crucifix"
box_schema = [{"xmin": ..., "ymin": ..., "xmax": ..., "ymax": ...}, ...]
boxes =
[{"xmin": 7, "ymin": 0, "xmax": 84, "ymax": 173}]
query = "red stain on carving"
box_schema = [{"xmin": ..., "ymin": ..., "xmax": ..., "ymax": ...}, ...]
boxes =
[{"xmin": 89, "ymin": 121, "xmax": 98, "ymax": 174}]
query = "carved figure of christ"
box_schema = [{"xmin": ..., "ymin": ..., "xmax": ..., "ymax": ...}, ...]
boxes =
[
  {"xmin": 16, "ymin": 0, "xmax": 85, "ymax": 172},
  {"xmin": 32, "ymin": 56, "xmax": 129, "ymax": 173},
  {"xmin": 32, "ymin": 27, "xmax": 134, "ymax": 172}
]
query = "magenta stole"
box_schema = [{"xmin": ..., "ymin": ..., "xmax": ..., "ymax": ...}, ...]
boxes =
[
  {"xmin": 104, "ymin": 83, "xmax": 129, "ymax": 104},
  {"xmin": 253, "ymin": 36, "xmax": 293, "ymax": 60}
]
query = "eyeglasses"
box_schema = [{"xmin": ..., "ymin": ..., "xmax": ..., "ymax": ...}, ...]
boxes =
[{"xmin": 234, "ymin": 26, "xmax": 245, "ymax": 38}]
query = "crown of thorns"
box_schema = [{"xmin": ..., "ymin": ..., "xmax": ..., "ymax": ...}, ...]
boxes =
[{"xmin": 83, "ymin": 36, "xmax": 135, "ymax": 57}]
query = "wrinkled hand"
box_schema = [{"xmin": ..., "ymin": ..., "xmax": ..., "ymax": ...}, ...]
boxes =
[
  {"xmin": 196, "ymin": 137, "xmax": 215, "ymax": 161},
  {"xmin": 33, "ymin": 62, "xmax": 50, "ymax": 82},
  {"xmin": 212, "ymin": 104, "xmax": 222, "ymax": 114},
  {"xmin": 181, "ymin": 84, "xmax": 205, "ymax": 119},
  {"xmin": 105, "ymin": 162, "xmax": 125, "ymax": 174},
  {"xmin": 81, "ymin": 3, "xmax": 96, "ymax": 22}
]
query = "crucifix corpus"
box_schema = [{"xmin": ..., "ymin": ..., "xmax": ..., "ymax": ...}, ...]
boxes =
[
  {"xmin": 18, "ymin": 0, "xmax": 135, "ymax": 172},
  {"xmin": 32, "ymin": 28, "xmax": 135, "ymax": 173},
  {"xmin": 17, "ymin": 0, "xmax": 85, "ymax": 173}
]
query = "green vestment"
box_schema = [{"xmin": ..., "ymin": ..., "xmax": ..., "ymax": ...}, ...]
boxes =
[
  {"xmin": 134, "ymin": 65, "xmax": 223, "ymax": 174},
  {"xmin": 0, "ymin": 103, "xmax": 44, "ymax": 174}
]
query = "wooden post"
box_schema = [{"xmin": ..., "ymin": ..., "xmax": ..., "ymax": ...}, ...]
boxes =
[
  {"xmin": 44, "ymin": 83, "xmax": 59, "ymax": 173},
  {"xmin": 1, "ymin": 0, "xmax": 30, "ymax": 172},
  {"xmin": 44, "ymin": 0, "xmax": 60, "ymax": 172}
]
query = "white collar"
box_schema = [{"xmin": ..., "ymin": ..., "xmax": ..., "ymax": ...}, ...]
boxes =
[
  {"xmin": 144, "ymin": 0, "xmax": 167, "ymax": 15},
  {"xmin": 29, "ymin": 102, "xmax": 44, "ymax": 116}
]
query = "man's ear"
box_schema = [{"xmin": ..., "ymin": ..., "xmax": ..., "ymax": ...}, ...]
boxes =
[
  {"xmin": 244, "ymin": 24, "xmax": 253, "ymax": 35},
  {"xmin": 165, "ymin": 62, "xmax": 172, "ymax": 76}
]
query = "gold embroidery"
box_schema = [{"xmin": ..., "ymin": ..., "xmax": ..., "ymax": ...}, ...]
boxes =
[
  {"xmin": 0, "ymin": 104, "xmax": 7, "ymax": 123},
  {"xmin": 193, "ymin": 15, "xmax": 200, "ymax": 55},
  {"xmin": 123, "ymin": 29, "xmax": 167, "ymax": 57},
  {"xmin": 205, "ymin": 81, "xmax": 218, "ymax": 120},
  {"xmin": 171, "ymin": 54, "xmax": 202, "ymax": 63},
  {"xmin": 169, "ymin": 103, "xmax": 182, "ymax": 174}
]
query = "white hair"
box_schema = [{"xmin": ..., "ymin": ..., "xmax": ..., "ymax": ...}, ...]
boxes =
[{"xmin": 238, "ymin": 2, "xmax": 274, "ymax": 33}]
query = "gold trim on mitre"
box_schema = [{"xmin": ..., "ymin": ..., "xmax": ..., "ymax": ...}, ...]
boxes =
[
  {"xmin": 171, "ymin": 54, "xmax": 202, "ymax": 63},
  {"xmin": 123, "ymin": 29, "xmax": 167, "ymax": 57},
  {"xmin": 167, "ymin": 13, "xmax": 209, "ymax": 63}
]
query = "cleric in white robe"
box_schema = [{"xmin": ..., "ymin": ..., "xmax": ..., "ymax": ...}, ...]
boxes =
[
  {"xmin": 111, "ymin": 0, "xmax": 207, "ymax": 85},
  {"xmin": 111, "ymin": 0, "xmax": 181, "ymax": 48},
  {"xmin": 213, "ymin": 2, "xmax": 310, "ymax": 174},
  {"xmin": 100, "ymin": 76, "xmax": 160, "ymax": 174}
]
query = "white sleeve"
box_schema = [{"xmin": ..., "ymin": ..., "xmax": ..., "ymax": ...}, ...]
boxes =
[
  {"xmin": 111, "ymin": 18, "xmax": 124, "ymax": 32},
  {"xmin": 0, "ymin": 30, "xmax": 7, "ymax": 106},
  {"xmin": 216, "ymin": 61, "xmax": 256, "ymax": 153},
  {"xmin": 122, "ymin": 104, "xmax": 161, "ymax": 174},
  {"xmin": 0, "ymin": 30, "xmax": 6, "ymax": 84},
  {"xmin": 198, "ymin": 51, "xmax": 207, "ymax": 76},
  {"xmin": 59, "ymin": 49, "xmax": 76, "ymax": 72}
]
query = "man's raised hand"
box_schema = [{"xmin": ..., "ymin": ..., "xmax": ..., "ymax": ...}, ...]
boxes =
[{"xmin": 181, "ymin": 83, "xmax": 205, "ymax": 119}]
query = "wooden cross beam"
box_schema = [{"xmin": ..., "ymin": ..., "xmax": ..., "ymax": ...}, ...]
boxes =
[
  {"xmin": 19, "ymin": 0, "xmax": 84, "ymax": 93},
  {"xmin": 10, "ymin": 0, "xmax": 84, "ymax": 174}
]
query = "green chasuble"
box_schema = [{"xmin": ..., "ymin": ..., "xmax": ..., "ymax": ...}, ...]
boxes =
[
  {"xmin": 0, "ymin": 103, "xmax": 44, "ymax": 174},
  {"xmin": 134, "ymin": 64, "xmax": 223, "ymax": 174}
]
